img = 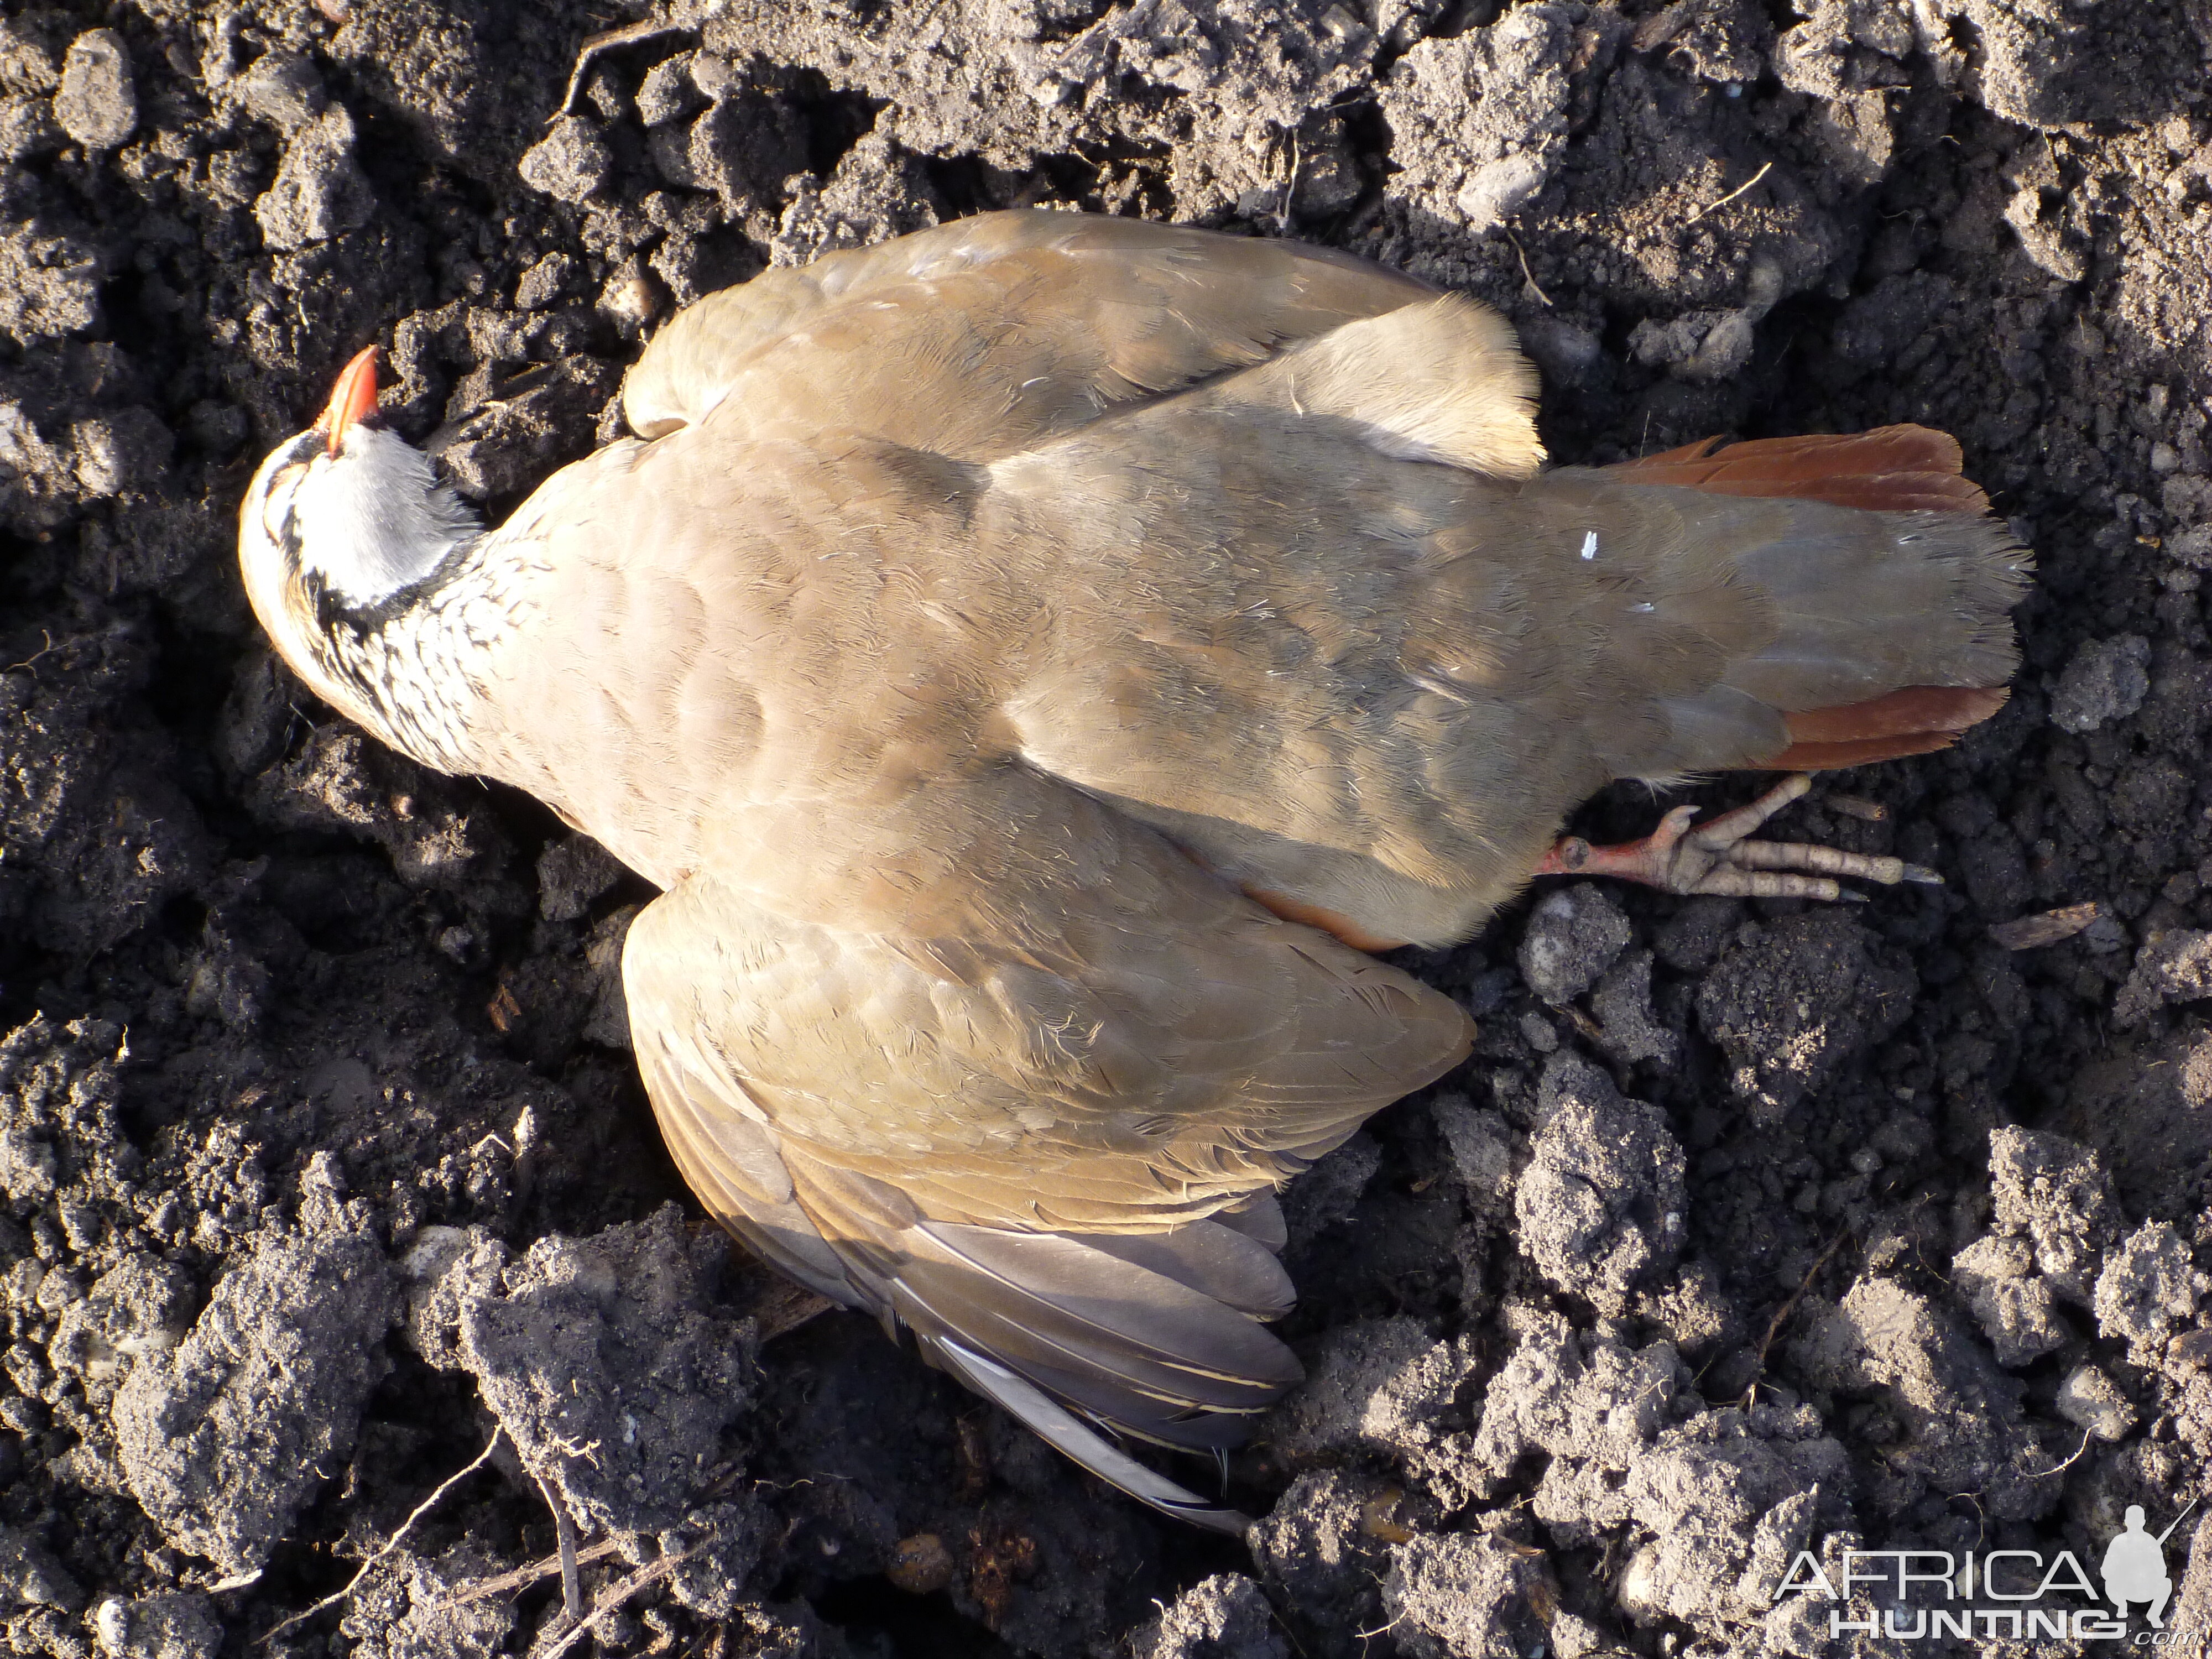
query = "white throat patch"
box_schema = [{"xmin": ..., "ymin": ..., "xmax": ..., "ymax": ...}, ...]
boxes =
[{"xmin": 291, "ymin": 424, "xmax": 484, "ymax": 606}]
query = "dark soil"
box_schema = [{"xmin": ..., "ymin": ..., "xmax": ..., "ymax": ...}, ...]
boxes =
[{"xmin": 4, "ymin": 2, "xmax": 2211, "ymax": 1656}]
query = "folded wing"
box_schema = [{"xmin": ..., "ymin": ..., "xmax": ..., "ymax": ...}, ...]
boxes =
[
  {"xmin": 622, "ymin": 208, "xmax": 1434, "ymax": 458},
  {"xmin": 618, "ymin": 769, "xmax": 1468, "ymax": 1527}
]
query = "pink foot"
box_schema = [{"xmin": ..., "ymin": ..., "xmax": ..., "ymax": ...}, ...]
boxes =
[{"xmin": 1534, "ymin": 774, "xmax": 1941, "ymax": 901}]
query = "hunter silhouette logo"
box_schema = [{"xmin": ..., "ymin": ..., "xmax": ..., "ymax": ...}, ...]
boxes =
[
  {"xmin": 1775, "ymin": 1499, "xmax": 2200, "ymax": 1643},
  {"xmin": 2103, "ymin": 1503, "xmax": 2191, "ymax": 1629}
]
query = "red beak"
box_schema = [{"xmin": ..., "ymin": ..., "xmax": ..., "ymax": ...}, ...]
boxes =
[{"xmin": 316, "ymin": 345, "xmax": 380, "ymax": 456}]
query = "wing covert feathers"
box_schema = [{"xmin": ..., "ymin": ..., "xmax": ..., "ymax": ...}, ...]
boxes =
[
  {"xmin": 1219, "ymin": 295, "xmax": 1544, "ymax": 478},
  {"xmin": 623, "ymin": 208, "xmax": 1432, "ymax": 457}
]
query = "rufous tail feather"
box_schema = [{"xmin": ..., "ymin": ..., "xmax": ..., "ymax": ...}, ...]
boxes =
[{"xmin": 1614, "ymin": 424, "xmax": 2015, "ymax": 768}]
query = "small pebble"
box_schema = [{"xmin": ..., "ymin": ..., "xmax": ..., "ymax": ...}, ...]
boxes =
[
  {"xmin": 519, "ymin": 116, "xmax": 612, "ymax": 204},
  {"xmin": 598, "ymin": 264, "xmax": 664, "ymax": 335},
  {"xmin": 886, "ymin": 1532, "xmax": 953, "ymax": 1595},
  {"xmin": 2049, "ymin": 634, "xmax": 2150, "ymax": 733},
  {"xmin": 1518, "ymin": 1009, "xmax": 1560, "ymax": 1053},
  {"xmin": 54, "ymin": 30, "xmax": 136, "ymax": 149}
]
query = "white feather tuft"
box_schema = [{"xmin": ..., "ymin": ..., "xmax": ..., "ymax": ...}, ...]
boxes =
[{"xmin": 289, "ymin": 425, "xmax": 484, "ymax": 605}]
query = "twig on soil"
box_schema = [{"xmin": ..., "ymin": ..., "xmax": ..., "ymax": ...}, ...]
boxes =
[
  {"xmin": 436, "ymin": 1464, "xmax": 759, "ymax": 1614},
  {"xmin": 5, "ymin": 630, "xmax": 55, "ymax": 674},
  {"xmin": 533, "ymin": 1543, "xmax": 707, "ymax": 1659},
  {"xmin": 2034, "ymin": 1426, "xmax": 2098, "ymax": 1481},
  {"xmin": 436, "ymin": 1538, "xmax": 627, "ymax": 1610},
  {"xmin": 556, "ymin": 20, "xmax": 695, "ymax": 119},
  {"xmin": 259, "ymin": 1428, "xmax": 505, "ymax": 1645},
  {"xmin": 1687, "ymin": 160, "xmax": 1773, "ymax": 224},
  {"xmin": 538, "ymin": 1473, "xmax": 587, "ymax": 1621},
  {"xmin": 1741, "ymin": 1229, "xmax": 1850, "ymax": 1408},
  {"xmin": 1503, "ymin": 228, "xmax": 1552, "ymax": 307}
]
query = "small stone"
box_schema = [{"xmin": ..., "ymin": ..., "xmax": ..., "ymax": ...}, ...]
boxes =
[
  {"xmin": 53, "ymin": 30, "xmax": 135, "ymax": 150},
  {"xmin": 71, "ymin": 408, "xmax": 173, "ymax": 497},
  {"xmin": 886, "ymin": 1533, "xmax": 954, "ymax": 1595},
  {"xmin": 1517, "ymin": 884, "xmax": 1632, "ymax": 1004},
  {"xmin": 514, "ymin": 252, "xmax": 576, "ymax": 311},
  {"xmin": 233, "ymin": 49, "xmax": 325, "ymax": 134},
  {"xmin": 255, "ymin": 106, "xmax": 374, "ymax": 249},
  {"xmin": 2052, "ymin": 1364, "xmax": 2135, "ymax": 1442},
  {"xmin": 2049, "ymin": 634, "xmax": 2150, "ymax": 733},
  {"xmin": 636, "ymin": 54, "xmax": 706, "ymax": 127},
  {"xmin": 1454, "ymin": 151, "xmax": 1549, "ymax": 231},
  {"xmin": 519, "ymin": 116, "xmax": 612, "ymax": 204}
]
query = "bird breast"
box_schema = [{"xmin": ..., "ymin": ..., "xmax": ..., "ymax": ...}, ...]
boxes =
[{"xmin": 453, "ymin": 433, "xmax": 1035, "ymax": 891}]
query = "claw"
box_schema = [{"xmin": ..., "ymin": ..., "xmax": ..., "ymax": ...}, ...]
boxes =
[{"xmin": 1532, "ymin": 774, "xmax": 1938, "ymax": 901}]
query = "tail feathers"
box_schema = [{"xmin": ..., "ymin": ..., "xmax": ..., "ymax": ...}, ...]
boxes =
[
  {"xmin": 1584, "ymin": 422, "xmax": 2026, "ymax": 773},
  {"xmin": 1765, "ymin": 685, "xmax": 2011, "ymax": 770},
  {"xmin": 1612, "ymin": 425, "xmax": 1990, "ymax": 514},
  {"xmin": 933, "ymin": 1339, "xmax": 1253, "ymax": 1534}
]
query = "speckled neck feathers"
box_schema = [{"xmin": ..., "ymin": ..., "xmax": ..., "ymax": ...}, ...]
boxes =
[{"xmin": 295, "ymin": 533, "xmax": 545, "ymax": 779}]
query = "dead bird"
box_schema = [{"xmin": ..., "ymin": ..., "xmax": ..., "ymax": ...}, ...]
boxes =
[{"xmin": 236, "ymin": 210, "xmax": 2027, "ymax": 1529}]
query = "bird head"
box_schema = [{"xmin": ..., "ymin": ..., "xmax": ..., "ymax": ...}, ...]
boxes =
[
  {"xmin": 238, "ymin": 346, "xmax": 485, "ymax": 632},
  {"xmin": 237, "ymin": 345, "xmax": 487, "ymax": 724}
]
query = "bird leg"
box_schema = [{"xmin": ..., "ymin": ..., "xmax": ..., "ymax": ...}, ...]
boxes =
[{"xmin": 1532, "ymin": 774, "xmax": 1942, "ymax": 901}]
